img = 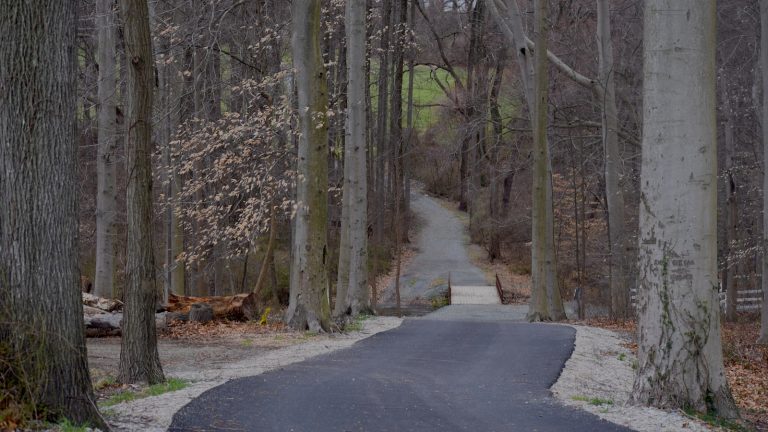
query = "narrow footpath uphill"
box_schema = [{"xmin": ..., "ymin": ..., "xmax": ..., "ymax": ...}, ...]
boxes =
[
  {"xmin": 169, "ymin": 191, "xmax": 630, "ymax": 431},
  {"xmin": 378, "ymin": 190, "xmax": 488, "ymax": 306}
]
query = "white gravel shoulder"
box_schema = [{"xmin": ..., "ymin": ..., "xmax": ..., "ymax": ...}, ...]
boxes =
[
  {"xmin": 551, "ymin": 324, "xmax": 714, "ymax": 431},
  {"xmin": 106, "ymin": 316, "xmax": 403, "ymax": 432}
]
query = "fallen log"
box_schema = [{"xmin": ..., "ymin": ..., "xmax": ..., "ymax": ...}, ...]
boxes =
[
  {"xmin": 83, "ymin": 305, "xmax": 108, "ymax": 316},
  {"xmin": 166, "ymin": 293, "xmax": 259, "ymax": 321},
  {"xmin": 82, "ymin": 292, "xmax": 123, "ymax": 312},
  {"xmin": 84, "ymin": 312, "xmax": 167, "ymax": 338}
]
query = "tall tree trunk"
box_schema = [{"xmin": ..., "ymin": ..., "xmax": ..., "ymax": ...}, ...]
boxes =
[
  {"xmin": 630, "ymin": 1, "xmax": 737, "ymax": 418},
  {"xmin": 95, "ymin": 0, "xmax": 119, "ymax": 299},
  {"xmin": 374, "ymin": 0, "xmax": 391, "ymax": 246},
  {"xmin": 0, "ymin": 1, "xmax": 104, "ymax": 425},
  {"xmin": 596, "ymin": 0, "xmax": 629, "ymax": 319},
  {"xmin": 760, "ymin": 0, "xmax": 768, "ymax": 345},
  {"xmin": 722, "ymin": 86, "xmax": 738, "ymax": 322},
  {"xmin": 344, "ymin": 0, "xmax": 370, "ymax": 316},
  {"xmin": 390, "ymin": 0, "xmax": 406, "ymax": 218},
  {"xmin": 530, "ymin": 0, "xmax": 562, "ymax": 321},
  {"xmin": 488, "ymin": 48, "xmax": 507, "ymax": 261},
  {"xmin": 487, "ymin": 0, "xmax": 564, "ymax": 320},
  {"xmin": 286, "ymin": 0, "xmax": 331, "ymax": 332},
  {"xmin": 118, "ymin": 0, "xmax": 165, "ymax": 384},
  {"xmin": 404, "ymin": 0, "xmax": 416, "ymax": 218},
  {"xmin": 149, "ymin": 0, "xmax": 172, "ymax": 305}
]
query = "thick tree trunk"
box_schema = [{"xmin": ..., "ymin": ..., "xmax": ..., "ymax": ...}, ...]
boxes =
[
  {"xmin": 488, "ymin": 0, "xmax": 564, "ymax": 320},
  {"xmin": 286, "ymin": 0, "xmax": 331, "ymax": 332},
  {"xmin": 630, "ymin": 1, "xmax": 738, "ymax": 418},
  {"xmin": 760, "ymin": 0, "xmax": 768, "ymax": 345},
  {"xmin": 118, "ymin": 0, "xmax": 165, "ymax": 384},
  {"xmin": 95, "ymin": 0, "xmax": 119, "ymax": 299},
  {"xmin": 530, "ymin": 0, "xmax": 563, "ymax": 321},
  {"xmin": 343, "ymin": 0, "xmax": 370, "ymax": 316},
  {"xmin": 0, "ymin": 1, "xmax": 104, "ymax": 425},
  {"xmin": 596, "ymin": 0, "xmax": 629, "ymax": 319}
]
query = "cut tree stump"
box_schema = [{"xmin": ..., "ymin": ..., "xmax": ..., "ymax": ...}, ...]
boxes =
[{"xmin": 166, "ymin": 293, "xmax": 259, "ymax": 321}]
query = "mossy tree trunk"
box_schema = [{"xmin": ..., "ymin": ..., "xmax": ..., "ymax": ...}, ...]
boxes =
[
  {"xmin": 0, "ymin": 1, "xmax": 104, "ymax": 425},
  {"xmin": 286, "ymin": 0, "xmax": 331, "ymax": 332},
  {"xmin": 118, "ymin": 0, "xmax": 166, "ymax": 384},
  {"xmin": 631, "ymin": 0, "xmax": 738, "ymax": 418}
]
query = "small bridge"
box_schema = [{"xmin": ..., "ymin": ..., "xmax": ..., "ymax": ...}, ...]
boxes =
[{"xmin": 448, "ymin": 274, "xmax": 505, "ymax": 305}]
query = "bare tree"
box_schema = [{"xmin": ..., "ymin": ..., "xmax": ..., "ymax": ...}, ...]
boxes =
[
  {"xmin": 336, "ymin": 0, "xmax": 370, "ymax": 319},
  {"xmin": 596, "ymin": 0, "xmax": 629, "ymax": 319},
  {"xmin": 0, "ymin": 1, "xmax": 104, "ymax": 425},
  {"xmin": 118, "ymin": 0, "xmax": 165, "ymax": 384},
  {"xmin": 94, "ymin": 0, "xmax": 119, "ymax": 299},
  {"xmin": 286, "ymin": 0, "xmax": 331, "ymax": 332},
  {"xmin": 631, "ymin": 0, "xmax": 738, "ymax": 417},
  {"xmin": 487, "ymin": 0, "xmax": 564, "ymax": 320}
]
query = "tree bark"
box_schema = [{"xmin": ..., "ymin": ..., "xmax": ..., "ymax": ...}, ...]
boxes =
[
  {"xmin": 596, "ymin": 0, "xmax": 629, "ymax": 319},
  {"xmin": 722, "ymin": 86, "xmax": 738, "ymax": 322},
  {"xmin": 286, "ymin": 0, "xmax": 331, "ymax": 332},
  {"xmin": 760, "ymin": 0, "xmax": 768, "ymax": 345},
  {"xmin": 0, "ymin": 1, "xmax": 104, "ymax": 425},
  {"xmin": 374, "ymin": 0, "xmax": 392, "ymax": 246},
  {"xmin": 487, "ymin": 0, "xmax": 564, "ymax": 320},
  {"xmin": 488, "ymin": 48, "xmax": 507, "ymax": 261},
  {"xmin": 118, "ymin": 0, "xmax": 166, "ymax": 384},
  {"xmin": 342, "ymin": 0, "xmax": 370, "ymax": 316},
  {"xmin": 531, "ymin": 0, "xmax": 562, "ymax": 321},
  {"xmin": 95, "ymin": 0, "xmax": 119, "ymax": 299},
  {"xmin": 630, "ymin": 1, "xmax": 738, "ymax": 418}
]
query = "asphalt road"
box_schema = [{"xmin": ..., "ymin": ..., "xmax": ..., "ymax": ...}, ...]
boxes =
[
  {"xmin": 169, "ymin": 317, "xmax": 631, "ymax": 431},
  {"xmin": 379, "ymin": 190, "xmax": 488, "ymax": 306}
]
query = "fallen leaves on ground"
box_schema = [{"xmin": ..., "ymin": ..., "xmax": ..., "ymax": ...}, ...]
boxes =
[
  {"xmin": 164, "ymin": 317, "xmax": 290, "ymax": 341},
  {"xmin": 722, "ymin": 319, "xmax": 768, "ymax": 429}
]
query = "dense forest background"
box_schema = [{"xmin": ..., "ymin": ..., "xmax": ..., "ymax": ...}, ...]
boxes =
[{"xmin": 72, "ymin": 0, "xmax": 761, "ymax": 316}]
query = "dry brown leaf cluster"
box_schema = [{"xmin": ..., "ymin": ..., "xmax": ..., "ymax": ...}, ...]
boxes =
[{"xmin": 163, "ymin": 318, "xmax": 289, "ymax": 341}]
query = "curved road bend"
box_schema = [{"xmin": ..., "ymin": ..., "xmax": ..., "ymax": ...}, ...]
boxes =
[
  {"xmin": 169, "ymin": 191, "xmax": 630, "ymax": 432},
  {"xmin": 169, "ymin": 319, "xmax": 629, "ymax": 431}
]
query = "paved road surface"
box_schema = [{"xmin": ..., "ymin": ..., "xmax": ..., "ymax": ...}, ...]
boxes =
[
  {"xmin": 169, "ymin": 192, "xmax": 630, "ymax": 431},
  {"xmin": 380, "ymin": 191, "xmax": 487, "ymax": 305},
  {"xmin": 169, "ymin": 318, "xmax": 629, "ymax": 431}
]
